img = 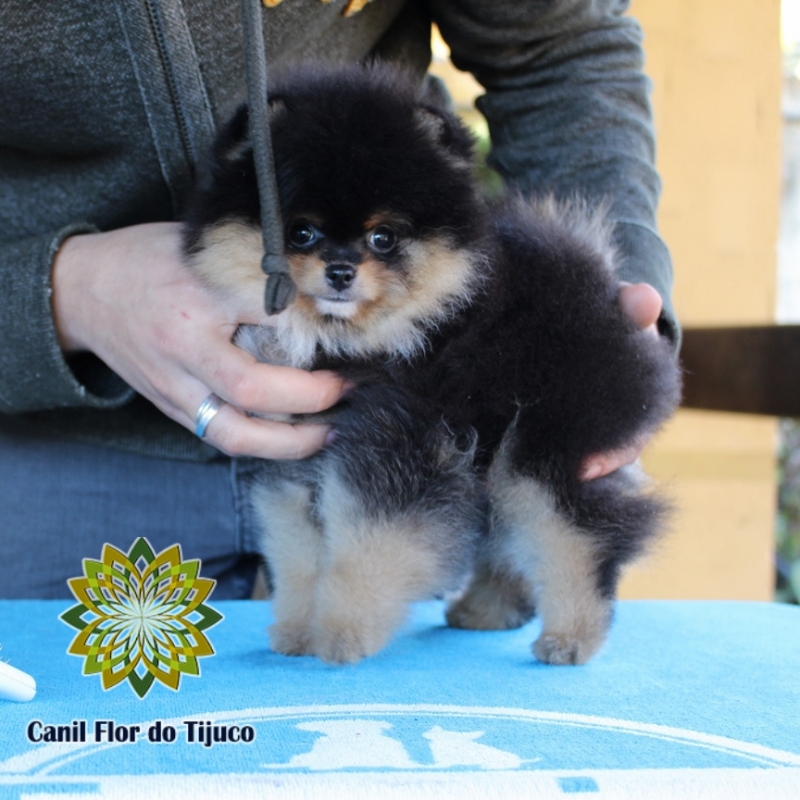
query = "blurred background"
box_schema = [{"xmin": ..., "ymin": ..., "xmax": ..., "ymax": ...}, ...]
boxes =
[{"xmin": 430, "ymin": 0, "xmax": 800, "ymax": 603}]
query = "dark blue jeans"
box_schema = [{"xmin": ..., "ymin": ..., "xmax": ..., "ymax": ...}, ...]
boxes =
[{"xmin": 0, "ymin": 428, "xmax": 264, "ymax": 599}]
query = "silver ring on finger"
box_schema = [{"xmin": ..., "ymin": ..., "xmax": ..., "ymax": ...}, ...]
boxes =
[{"xmin": 194, "ymin": 393, "xmax": 226, "ymax": 439}]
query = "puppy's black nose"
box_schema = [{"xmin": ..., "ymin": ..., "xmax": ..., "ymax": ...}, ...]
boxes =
[{"xmin": 325, "ymin": 263, "xmax": 356, "ymax": 292}]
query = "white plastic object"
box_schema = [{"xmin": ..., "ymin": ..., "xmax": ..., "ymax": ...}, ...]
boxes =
[{"xmin": 0, "ymin": 659, "xmax": 36, "ymax": 702}]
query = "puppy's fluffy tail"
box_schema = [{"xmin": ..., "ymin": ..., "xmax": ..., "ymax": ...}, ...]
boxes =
[{"xmin": 572, "ymin": 465, "xmax": 671, "ymax": 597}]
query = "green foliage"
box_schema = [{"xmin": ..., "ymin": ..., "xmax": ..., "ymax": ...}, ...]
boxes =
[
  {"xmin": 776, "ymin": 419, "xmax": 800, "ymax": 604},
  {"xmin": 471, "ymin": 126, "xmax": 504, "ymax": 197}
]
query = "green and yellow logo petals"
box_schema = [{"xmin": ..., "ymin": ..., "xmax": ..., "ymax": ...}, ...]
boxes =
[{"xmin": 60, "ymin": 538, "xmax": 223, "ymax": 699}]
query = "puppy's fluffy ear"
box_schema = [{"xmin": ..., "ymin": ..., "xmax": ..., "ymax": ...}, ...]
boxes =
[
  {"xmin": 214, "ymin": 105, "xmax": 250, "ymax": 164},
  {"xmin": 413, "ymin": 104, "xmax": 475, "ymax": 165},
  {"xmin": 418, "ymin": 74, "xmax": 452, "ymax": 111},
  {"xmin": 212, "ymin": 97, "xmax": 288, "ymax": 166}
]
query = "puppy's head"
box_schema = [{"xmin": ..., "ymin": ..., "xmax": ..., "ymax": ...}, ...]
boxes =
[{"xmin": 184, "ymin": 64, "xmax": 487, "ymax": 364}]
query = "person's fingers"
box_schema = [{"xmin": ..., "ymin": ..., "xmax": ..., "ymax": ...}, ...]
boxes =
[
  {"xmin": 113, "ymin": 331, "xmax": 345, "ymax": 459},
  {"xmin": 579, "ymin": 434, "xmax": 648, "ymax": 481},
  {"xmin": 106, "ymin": 358, "xmax": 332, "ymax": 460},
  {"xmin": 618, "ymin": 282, "xmax": 661, "ymax": 335},
  {"xmin": 199, "ymin": 401, "xmax": 332, "ymax": 459},
  {"xmin": 578, "ymin": 284, "xmax": 665, "ymax": 481},
  {"xmin": 194, "ymin": 339, "xmax": 349, "ymax": 415}
]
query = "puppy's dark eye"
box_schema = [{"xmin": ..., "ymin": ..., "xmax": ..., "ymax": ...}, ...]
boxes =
[
  {"xmin": 288, "ymin": 220, "xmax": 320, "ymax": 248},
  {"xmin": 367, "ymin": 226, "xmax": 397, "ymax": 254}
]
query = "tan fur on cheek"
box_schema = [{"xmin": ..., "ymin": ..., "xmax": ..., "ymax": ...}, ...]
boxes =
[
  {"xmin": 272, "ymin": 237, "xmax": 481, "ymax": 363},
  {"xmin": 345, "ymin": 258, "xmax": 406, "ymax": 322},
  {"xmin": 299, "ymin": 239, "xmax": 476, "ymax": 335},
  {"xmin": 187, "ymin": 220, "xmax": 266, "ymax": 319},
  {"xmin": 289, "ymin": 254, "xmax": 389, "ymax": 303},
  {"xmin": 332, "ymin": 238, "xmax": 480, "ymax": 359},
  {"xmin": 402, "ymin": 239, "xmax": 478, "ymax": 316},
  {"xmin": 288, "ymin": 253, "xmax": 401, "ymax": 322},
  {"xmin": 288, "ymin": 253, "xmax": 328, "ymax": 300}
]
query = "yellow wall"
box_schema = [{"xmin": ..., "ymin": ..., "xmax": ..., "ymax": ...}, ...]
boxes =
[{"xmin": 620, "ymin": 0, "xmax": 782, "ymax": 601}]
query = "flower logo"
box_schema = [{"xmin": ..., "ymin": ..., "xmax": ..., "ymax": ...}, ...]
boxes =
[{"xmin": 60, "ymin": 538, "xmax": 223, "ymax": 699}]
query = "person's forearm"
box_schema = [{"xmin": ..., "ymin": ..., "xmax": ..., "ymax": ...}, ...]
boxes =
[
  {"xmin": 431, "ymin": 0, "xmax": 677, "ymax": 342},
  {"xmin": 0, "ymin": 224, "xmax": 134, "ymax": 414}
]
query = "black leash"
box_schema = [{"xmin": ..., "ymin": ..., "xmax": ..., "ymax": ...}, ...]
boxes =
[{"xmin": 240, "ymin": 0, "xmax": 296, "ymax": 314}]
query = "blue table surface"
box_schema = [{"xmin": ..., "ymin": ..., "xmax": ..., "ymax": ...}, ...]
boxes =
[{"xmin": 0, "ymin": 599, "xmax": 799, "ymax": 798}]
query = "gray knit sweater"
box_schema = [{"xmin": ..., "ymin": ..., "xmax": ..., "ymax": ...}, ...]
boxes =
[{"xmin": 0, "ymin": 0, "xmax": 675, "ymax": 461}]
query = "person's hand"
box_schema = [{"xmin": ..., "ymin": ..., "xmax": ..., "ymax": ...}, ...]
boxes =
[
  {"xmin": 579, "ymin": 282, "xmax": 663, "ymax": 481},
  {"xmin": 52, "ymin": 222, "xmax": 348, "ymax": 459}
]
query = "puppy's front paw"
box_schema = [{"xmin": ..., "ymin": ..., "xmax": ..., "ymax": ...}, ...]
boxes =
[
  {"xmin": 532, "ymin": 632, "xmax": 602, "ymax": 666},
  {"xmin": 269, "ymin": 622, "xmax": 313, "ymax": 657}
]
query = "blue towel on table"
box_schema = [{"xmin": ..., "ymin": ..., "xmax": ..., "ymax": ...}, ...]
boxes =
[{"xmin": 1, "ymin": 599, "xmax": 799, "ymax": 798}]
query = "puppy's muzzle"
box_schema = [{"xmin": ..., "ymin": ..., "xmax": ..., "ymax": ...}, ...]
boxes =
[{"xmin": 325, "ymin": 263, "xmax": 357, "ymax": 292}]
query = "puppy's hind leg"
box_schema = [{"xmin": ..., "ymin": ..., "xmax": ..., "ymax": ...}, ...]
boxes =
[
  {"xmin": 487, "ymin": 450, "xmax": 613, "ymax": 666},
  {"xmin": 251, "ymin": 477, "xmax": 323, "ymax": 656}
]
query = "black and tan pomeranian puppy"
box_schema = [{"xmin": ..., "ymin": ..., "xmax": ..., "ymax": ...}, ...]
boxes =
[{"xmin": 183, "ymin": 64, "xmax": 681, "ymax": 666}]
